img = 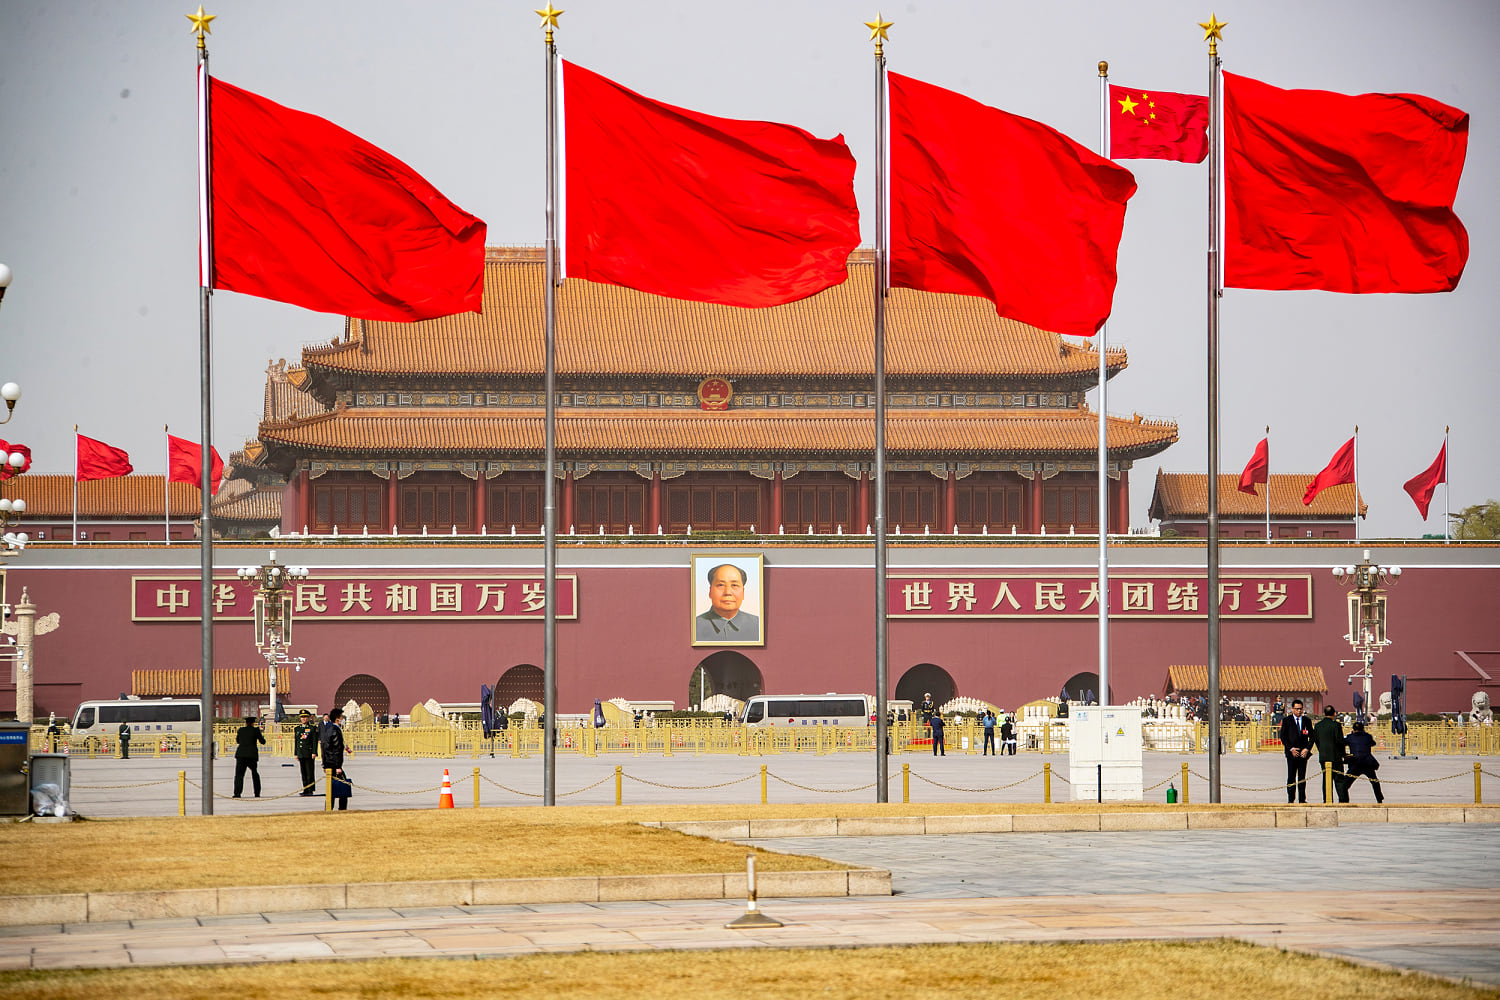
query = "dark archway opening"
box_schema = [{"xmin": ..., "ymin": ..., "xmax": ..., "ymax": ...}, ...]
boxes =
[
  {"xmin": 1060, "ymin": 671, "xmax": 1112, "ymax": 705},
  {"xmin": 333, "ymin": 673, "xmax": 391, "ymax": 716},
  {"xmin": 687, "ymin": 651, "xmax": 765, "ymax": 708},
  {"xmin": 895, "ymin": 663, "xmax": 957, "ymax": 707},
  {"xmin": 494, "ymin": 664, "xmax": 545, "ymax": 709}
]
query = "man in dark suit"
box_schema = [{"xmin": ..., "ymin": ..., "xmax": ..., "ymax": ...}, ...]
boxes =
[
  {"xmin": 1312, "ymin": 705, "xmax": 1349, "ymax": 803},
  {"xmin": 232, "ymin": 716, "xmax": 265, "ymax": 798},
  {"xmin": 1278, "ymin": 698, "xmax": 1314, "ymax": 803}
]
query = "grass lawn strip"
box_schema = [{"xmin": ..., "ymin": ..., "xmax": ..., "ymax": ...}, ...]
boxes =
[{"xmin": 0, "ymin": 941, "xmax": 1494, "ymax": 1000}]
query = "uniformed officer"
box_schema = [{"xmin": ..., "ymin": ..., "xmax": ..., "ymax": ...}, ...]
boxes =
[
  {"xmin": 45, "ymin": 713, "xmax": 61, "ymax": 753},
  {"xmin": 118, "ymin": 720, "xmax": 132, "ymax": 759},
  {"xmin": 293, "ymin": 710, "xmax": 321, "ymax": 796}
]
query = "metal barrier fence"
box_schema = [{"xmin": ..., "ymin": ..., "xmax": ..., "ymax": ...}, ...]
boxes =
[{"xmin": 27, "ymin": 719, "xmax": 1500, "ymax": 760}]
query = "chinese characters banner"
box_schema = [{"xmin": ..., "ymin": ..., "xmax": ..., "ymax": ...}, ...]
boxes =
[
  {"xmin": 133, "ymin": 575, "xmax": 579, "ymax": 623},
  {"xmin": 888, "ymin": 574, "xmax": 1311, "ymax": 619}
]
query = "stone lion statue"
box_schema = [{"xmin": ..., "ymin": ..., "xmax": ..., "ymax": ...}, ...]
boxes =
[
  {"xmin": 1377, "ymin": 691, "xmax": 1393, "ymax": 718},
  {"xmin": 1472, "ymin": 691, "xmax": 1493, "ymax": 725}
]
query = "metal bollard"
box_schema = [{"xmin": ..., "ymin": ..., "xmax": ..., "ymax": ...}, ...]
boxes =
[
  {"xmin": 325, "ymin": 768, "xmax": 334, "ymax": 812},
  {"xmin": 615, "ymin": 765, "xmax": 623, "ymax": 806},
  {"xmin": 1043, "ymin": 762, "xmax": 1051, "ymax": 803},
  {"xmin": 902, "ymin": 762, "xmax": 910, "ymax": 804},
  {"xmin": 473, "ymin": 767, "xmax": 481, "ymax": 809},
  {"xmin": 1477, "ymin": 762, "xmax": 1483, "ymax": 805},
  {"xmin": 1323, "ymin": 761, "xmax": 1333, "ymax": 805},
  {"xmin": 1181, "ymin": 762, "xmax": 1190, "ymax": 805},
  {"xmin": 178, "ymin": 770, "xmax": 186, "ymax": 817},
  {"xmin": 760, "ymin": 764, "xmax": 767, "ymax": 805}
]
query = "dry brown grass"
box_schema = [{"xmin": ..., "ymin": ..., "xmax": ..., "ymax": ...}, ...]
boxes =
[{"xmin": 0, "ymin": 941, "xmax": 1494, "ymax": 999}]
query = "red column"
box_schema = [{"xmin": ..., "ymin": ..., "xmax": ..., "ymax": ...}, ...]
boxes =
[
  {"xmin": 650, "ymin": 471, "xmax": 662, "ymax": 532},
  {"xmin": 858, "ymin": 471, "xmax": 869, "ymax": 532},
  {"xmin": 1114, "ymin": 470, "xmax": 1130, "ymax": 533},
  {"xmin": 771, "ymin": 471, "xmax": 783, "ymax": 532},
  {"xmin": 562, "ymin": 471, "xmax": 576, "ymax": 532},
  {"xmin": 386, "ymin": 472, "xmax": 399, "ymax": 532},
  {"xmin": 945, "ymin": 469, "xmax": 957, "ymax": 532},
  {"xmin": 1029, "ymin": 472, "xmax": 1044, "ymax": 533},
  {"xmin": 476, "ymin": 473, "xmax": 488, "ymax": 532},
  {"xmin": 298, "ymin": 469, "xmax": 312, "ymax": 533}
]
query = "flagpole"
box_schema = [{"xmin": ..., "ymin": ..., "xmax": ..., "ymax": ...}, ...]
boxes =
[
  {"xmin": 868, "ymin": 13, "xmax": 892, "ymax": 803},
  {"xmin": 1353, "ymin": 425, "xmax": 1359, "ymax": 542},
  {"xmin": 72, "ymin": 427, "xmax": 79, "ymax": 547},
  {"xmin": 1096, "ymin": 60, "xmax": 1111, "ymax": 708},
  {"xmin": 1444, "ymin": 426, "xmax": 1450, "ymax": 543},
  {"xmin": 539, "ymin": 3, "xmax": 562, "ymax": 808},
  {"xmin": 1202, "ymin": 13, "xmax": 1226, "ymax": 804},
  {"xmin": 1264, "ymin": 425, "xmax": 1270, "ymax": 544},
  {"xmin": 163, "ymin": 425, "xmax": 170, "ymax": 545},
  {"xmin": 191, "ymin": 6, "xmax": 217, "ymax": 817}
]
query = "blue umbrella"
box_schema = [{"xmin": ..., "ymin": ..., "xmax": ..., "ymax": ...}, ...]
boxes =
[
  {"xmin": 1391, "ymin": 675, "xmax": 1408, "ymax": 735},
  {"xmin": 1351, "ymin": 689, "xmax": 1365, "ymax": 723},
  {"xmin": 480, "ymin": 683, "xmax": 495, "ymax": 739},
  {"xmin": 593, "ymin": 699, "xmax": 606, "ymax": 728}
]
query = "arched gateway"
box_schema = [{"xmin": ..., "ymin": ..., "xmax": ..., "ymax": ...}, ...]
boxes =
[
  {"xmin": 687, "ymin": 651, "xmax": 765, "ymax": 707},
  {"xmin": 332, "ymin": 673, "xmax": 390, "ymax": 716},
  {"xmin": 895, "ymin": 663, "xmax": 957, "ymax": 706},
  {"xmin": 494, "ymin": 664, "xmax": 545, "ymax": 709}
]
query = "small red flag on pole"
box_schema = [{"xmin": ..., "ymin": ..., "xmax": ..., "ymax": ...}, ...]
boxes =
[
  {"xmin": 1237, "ymin": 436, "xmax": 1269, "ymax": 495},
  {"xmin": 1402, "ymin": 439, "xmax": 1447, "ymax": 520},
  {"xmin": 1303, "ymin": 436, "xmax": 1356, "ymax": 506},
  {"xmin": 76, "ymin": 434, "xmax": 134, "ymax": 481},
  {"xmin": 168, "ymin": 434, "xmax": 224, "ymax": 496},
  {"xmin": 1108, "ymin": 85, "xmax": 1209, "ymax": 163}
]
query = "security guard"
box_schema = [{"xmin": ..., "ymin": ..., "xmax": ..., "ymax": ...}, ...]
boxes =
[
  {"xmin": 293, "ymin": 710, "xmax": 321, "ymax": 796},
  {"xmin": 118, "ymin": 720, "xmax": 132, "ymax": 759}
]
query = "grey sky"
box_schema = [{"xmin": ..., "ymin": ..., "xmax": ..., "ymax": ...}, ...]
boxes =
[{"xmin": 1, "ymin": 0, "xmax": 1494, "ymax": 536}]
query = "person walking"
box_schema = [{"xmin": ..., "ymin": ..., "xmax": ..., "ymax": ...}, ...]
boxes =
[
  {"xmin": 1342, "ymin": 721, "xmax": 1385, "ymax": 803},
  {"xmin": 117, "ymin": 720, "xmax": 131, "ymax": 759},
  {"xmin": 1000, "ymin": 715, "xmax": 1016, "ymax": 755},
  {"xmin": 293, "ymin": 710, "xmax": 320, "ymax": 796},
  {"xmin": 1278, "ymin": 698, "xmax": 1314, "ymax": 803},
  {"xmin": 981, "ymin": 711, "xmax": 996, "ymax": 755},
  {"xmin": 232, "ymin": 716, "xmax": 265, "ymax": 798},
  {"xmin": 321, "ymin": 708, "xmax": 349, "ymax": 810},
  {"xmin": 1312, "ymin": 705, "xmax": 1349, "ymax": 803},
  {"xmin": 929, "ymin": 711, "xmax": 946, "ymax": 756}
]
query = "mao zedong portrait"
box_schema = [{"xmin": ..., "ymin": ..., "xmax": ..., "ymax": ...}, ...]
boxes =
[{"xmin": 695, "ymin": 563, "xmax": 761, "ymax": 643}]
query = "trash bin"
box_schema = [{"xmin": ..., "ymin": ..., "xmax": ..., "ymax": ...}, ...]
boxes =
[
  {"xmin": 29, "ymin": 753, "xmax": 71, "ymax": 816},
  {"xmin": 0, "ymin": 722, "xmax": 29, "ymax": 816}
]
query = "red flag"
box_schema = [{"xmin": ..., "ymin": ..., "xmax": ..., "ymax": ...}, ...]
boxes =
[
  {"xmin": 1238, "ymin": 437, "xmax": 1269, "ymax": 495},
  {"xmin": 1109, "ymin": 85, "xmax": 1208, "ymax": 163},
  {"xmin": 168, "ymin": 435, "xmax": 224, "ymax": 495},
  {"xmin": 889, "ymin": 72, "xmax": 1137, "ymax": 337},
  {"xmin": 1303, "ymin": 437, "xmax": 1355, "ymax": 506},
  {"xmin": 562, "ymin": 61, "xmax": 860, "ymax": 308},
  {"xmin": 77, "ymin": 434, "xmax": 134, "ymax": 481},
  {"xmin": 208, "ymin": 75, "xmax": 486, "ymax": 321},
  {"xmin": 1225, "ymin": 72, "xmax": 1469, "ymax": 294},
  {"xmin": 1402, "ymin": 441, "xmax": 1447, "ymax": 519}
]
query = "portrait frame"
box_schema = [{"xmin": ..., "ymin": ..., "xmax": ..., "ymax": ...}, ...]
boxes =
[{"xmin": 690, "ymin": 553, "xmax": 765, "ymax": 647}]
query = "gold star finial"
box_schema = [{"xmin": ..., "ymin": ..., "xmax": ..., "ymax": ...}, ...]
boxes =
[
  {"xmin": 536, "ymin": 3, "xmax": 563, "ymax": 43},
  {"xmin": 866, "ymin": 13, "xmax": 893, "ymax": 55},
  {"xmin": 1117, "ymin": 94, "xmax": 1139, "ymax": 116},
  {"xmin": 186, "ymin": 5, "xmax": 215, "ymax": 50},
  {"xmin": 1199, "ymin": 12, "xmax": 1227, "ymax": 55}
]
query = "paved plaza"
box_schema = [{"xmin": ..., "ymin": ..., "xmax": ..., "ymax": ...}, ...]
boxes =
[{"xmin": 60, "ymin": 748, "xmax": 1494, "ymax": 816}]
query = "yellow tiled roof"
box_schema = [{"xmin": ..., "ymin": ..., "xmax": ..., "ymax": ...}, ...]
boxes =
[
  {"xmin": 1168, "ymin": 664, "xmax": 1329, "ymax": 694},
  {"xmin": 258, "ymin": 407, "xmax": 1178, "ymax": 458},
  {"xmin": 1150, "ymin": 473, "xmax": 1366, "ymax": 519},
  {"xmin": 133, "ymin": 667, "xmax": 289, "ymax": 697},
  {"xmin": 264, "ymin": 360, "xmax": 323, "ymax": 422},
  {"xmin": 301, "ymin": 248, "xmax": 1127, "ymax": 380},
  {"xmin": 2, "ymin": 475, "xmax": 206, "ymax": 517},
  {"xmin": 209, "ymin": 480, "xmax": 282, "ymax": 522}
]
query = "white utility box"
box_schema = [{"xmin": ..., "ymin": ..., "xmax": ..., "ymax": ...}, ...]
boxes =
[{"xmin": 1069, "ymin": 706, "xmax": 1144, "ymax": 801}]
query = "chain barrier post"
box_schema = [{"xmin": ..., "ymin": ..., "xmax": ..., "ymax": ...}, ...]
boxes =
[
  {"xmin": 1044, "ymin": 762, "xmax": 1051, "ymax": 803},
  {"xmin": 760, "ymin": 764, "xmax": 767, "ymax": 804},
  {"xmin": 1477, "ymin": 762, "xmax": 1483, "ymax": 805},
  {"xmin": 178, "ymin": 770, "xmax": 186, "ymax": 817},
  {"xmin": 324, "ymin": 767, "xmax": 333, "ymax": 812},
  {"xmin": 1323, "ymin": 761, "xmax": 1333, "ymax": 805},
  {"xmin": 902, "ymin": 762, "xmax": 909, "ymax": 803},
  {"xmin": 1181, "ymin": 762, "xmax": 1190, "ymax": 804},
  {"xmin": 473, "ymin": 766, "xmax": 481, "ymax": 809},
  {"xmin": 615, "ymin": 765, "xmax": 622, "ymax": 805}
]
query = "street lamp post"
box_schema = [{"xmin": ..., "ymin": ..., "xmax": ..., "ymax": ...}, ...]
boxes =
[
  {"xmin": 1332, "ymin": 550, "xmax": 1402, "ymax": 725},
  {"xmin": 236, "ymin": 551, "xmax": 309, "ymax": 728}
]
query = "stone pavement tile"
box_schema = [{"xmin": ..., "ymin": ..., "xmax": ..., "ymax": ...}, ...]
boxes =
[
  {"xmin": 131, "ymin": 916, "xmax": 201, "ymax": 929},
  {"xmin": 520, "ymin": 928, "xmax": 649, "ymax": 947},
  {"xmin": 1019, "ymin": 914, "xmax": 1140, "ymax": 928},
  {"xmin": 392, "ymin": 905, "xmax": 472, "ymax": 918},
  {"xmin": 262, "ymin": 909, "xmax": 339, "ymax": 923},
  {"xmin": 458, "ymin": 904, "xmax": 534, "ymax": 916},
  {"xmin": 220, "ymin": 940, "xmax": 336, "ymax": 961},
  {"xmin": 127, "ymin": 945, "xmax": 229, "ymax": 964},
  {"xmin": 61, "ymin": 920, "xmax": 131, "ymax": 934},
  {"xmin": 0, "ymin": 924, "xmax": 60, "ymax": 937},
  {"xmin": 196, "ymin": 914, "xmax": 269, "ymax": 927},
  {"xmin": 30, "ymin": 952, "xmax": 132, "ymax": 969},
  {"xmin": 0, "ymin": 955, "xmax": 33, "ymax": 970},
  {"xmin": 329, "ymin": 908, "xmax": 400, "ymax": 920},
  {"xmin": 416, "ymin": 932, "xmax": 539, "ymax": 950}
]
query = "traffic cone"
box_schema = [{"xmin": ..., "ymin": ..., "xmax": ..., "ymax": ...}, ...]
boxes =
[{"xmin": 438, "ymin": 768, "xmax": 455, "ymax": 809}]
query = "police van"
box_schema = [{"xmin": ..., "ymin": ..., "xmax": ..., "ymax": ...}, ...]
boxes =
[
  {"xmin": 70, "ymin": 698, "xmax": 204, "ymax": 738},
  {"xmin": 740, "ymin": 694, "xmax": 872, "ymax": 727}
]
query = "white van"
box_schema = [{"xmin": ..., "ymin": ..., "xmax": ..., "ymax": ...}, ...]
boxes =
[
  {"xmin": 70, "ymin": 698, "xmax": 204, "ymax": 738},
  {"xmin": 741, "ymin": 694, "xmax": 872, "ymax": 727}
]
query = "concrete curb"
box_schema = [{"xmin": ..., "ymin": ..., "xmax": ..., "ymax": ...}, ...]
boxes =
[
  {"xmin": 0, "ymin": 868, "xmax": 891, "ymax": 927},
  {"xmin": 651, "ymin": 804, "xmax": 1500, "ymax": 841}
]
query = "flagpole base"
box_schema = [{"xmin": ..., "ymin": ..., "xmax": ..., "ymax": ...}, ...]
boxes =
[{"xmin": 726, "ymin": 908, "xmax": 783, "ymax": 929}]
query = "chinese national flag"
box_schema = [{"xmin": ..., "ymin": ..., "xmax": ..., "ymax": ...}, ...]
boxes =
[
  {"xmin": 77, "ymin": 434, "xmax": 134, "ymax": 481},
  {"xmin": 208, "ymin": 75, "xmax": 486, "ymax": 321},
  {"xmin": 562, "ymin": 61, "xmax": 860, "ymax": 308},
  {"xmin": 1238, "ymin": 437, "xmax": 1269, "ymax": 495},
  {"xmin": 168, "ymin": 435, "xmax": 224, "ymax": 495},
  {"xmin": 1303, "ymin": 437, "xmax": 1356, "ymax": 506},
  {"xmin": 1225, "ymin": 72, "xmax": 1469, "ymax": 294},
  {"xmin": 1109, "ymin": 85, "xmax": 1208, "ymax": 163},
  {"xmin": 1402, "ymin": 441, "xmax": 1446, "ymax": 519},
  {"xmin": 889, "ymin": 72, "xmax": 1137, "ymax": 337}
]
